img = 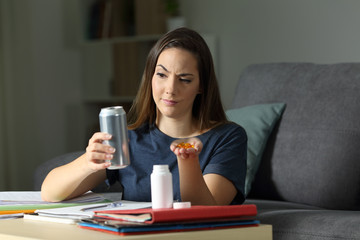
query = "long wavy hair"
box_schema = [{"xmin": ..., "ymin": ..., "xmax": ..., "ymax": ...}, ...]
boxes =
[{"xmin": 127, "ymin": 27, "xmax": 228, "ymax": 131}]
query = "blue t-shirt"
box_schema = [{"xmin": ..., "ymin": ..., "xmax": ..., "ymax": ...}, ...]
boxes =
[{"xmin": 107, "ymin": 122, "xmax": 247, "ymax": 204}]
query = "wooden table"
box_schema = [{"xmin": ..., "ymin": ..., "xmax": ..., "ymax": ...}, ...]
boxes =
[{"xmin": 0, "ymin": 219, "xmax": 272, "ymax": 240}]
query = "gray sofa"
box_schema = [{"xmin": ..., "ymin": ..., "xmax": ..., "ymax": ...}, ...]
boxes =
[{"xmin": 231, "ymin": 63, "xmax": 360, "ymax": 240}]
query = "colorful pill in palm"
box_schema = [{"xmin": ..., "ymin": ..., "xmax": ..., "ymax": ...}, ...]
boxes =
[{"xmin": 176, "ymin": 142, "xmax": 195, "ymax": 149}]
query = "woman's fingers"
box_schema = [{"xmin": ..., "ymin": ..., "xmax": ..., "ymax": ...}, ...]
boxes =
[
  {"xmin": 89, "ymin": 132, "xmax": 112, "ymax": 144},
  {"xmin": 86, "ymin": 142, "xmax": 115, "ymax": 154},
  {"xmin": 84, "ymin": 132, "xmax": 116, "ymax": 170},
  {"xmin": 170, "ymin": 137, "xmax": 203, "ymax": 159}
]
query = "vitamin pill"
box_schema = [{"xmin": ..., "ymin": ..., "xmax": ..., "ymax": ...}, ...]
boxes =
[{"xmin": 176, "ymin": 142, "xmax": 194, "ymax": 149}]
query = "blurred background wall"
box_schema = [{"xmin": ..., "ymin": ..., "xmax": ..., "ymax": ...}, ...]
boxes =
[{"xmin": 1, "ymin": 0, "xmax": 360, "ymax": 190}]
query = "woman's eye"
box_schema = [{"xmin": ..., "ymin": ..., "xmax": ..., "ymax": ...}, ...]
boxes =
[
  {"xmin": 156, "ymin": 72, "xmax": 166, "ymax": 78},
  {"xmin": 180, "ymin": 78, "xmax": 191, "ymax": 83}
]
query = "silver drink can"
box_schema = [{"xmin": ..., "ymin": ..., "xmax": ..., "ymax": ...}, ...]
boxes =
[{"xmin": 99, "ymin": 106, "xmax": 130, "ymax": 169}]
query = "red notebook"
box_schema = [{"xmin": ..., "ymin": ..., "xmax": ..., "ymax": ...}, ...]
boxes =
[{"xmin": 94, "ymin": 204, "xmax": 257, "ymax": 224}]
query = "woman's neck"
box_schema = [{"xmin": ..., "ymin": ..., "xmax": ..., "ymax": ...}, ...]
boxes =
[{"xmin": 156, "ymin": 116, "xmax": 200, "ymax": 138}]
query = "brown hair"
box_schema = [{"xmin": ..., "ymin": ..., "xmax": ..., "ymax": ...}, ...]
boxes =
[{"xmin": 127, "ymin": 27, "xmax": 228, "ymax": 130}]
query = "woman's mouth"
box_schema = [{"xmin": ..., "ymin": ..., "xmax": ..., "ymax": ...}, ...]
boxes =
[{"xmin": 162, "ymin": 99, "xmax": 178, "ymax": 106}]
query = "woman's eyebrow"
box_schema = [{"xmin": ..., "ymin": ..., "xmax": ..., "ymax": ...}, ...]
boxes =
[
  {"xmin": 157, "ymin": 64, "xmax": 169, "ymax": 72},
  {"xmin": 178, "ymin": 73, "xmax": 194, "ymax": 77},
  {"xmin": 156, "ymin": 64, "xmax": 194, "ymax": 77}
]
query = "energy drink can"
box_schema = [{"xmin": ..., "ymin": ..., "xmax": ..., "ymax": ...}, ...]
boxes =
[{"xmin": 99, "ymin": 106, "xmax": 130, "ymax": 169}]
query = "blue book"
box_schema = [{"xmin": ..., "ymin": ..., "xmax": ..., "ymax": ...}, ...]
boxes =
[{"xmin": 78, "ymin": 218, "xmax": 260, "ymax": 236}]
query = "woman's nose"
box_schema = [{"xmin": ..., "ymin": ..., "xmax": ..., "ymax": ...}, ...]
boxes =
[{"xmin": 165, "ymin": 76, "xmax": 177, "ymax": 94}]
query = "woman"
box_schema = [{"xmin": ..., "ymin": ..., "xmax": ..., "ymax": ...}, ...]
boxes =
[{"xmin": 41, "ymin": 28, "xmax": 247, "ymax": 205}]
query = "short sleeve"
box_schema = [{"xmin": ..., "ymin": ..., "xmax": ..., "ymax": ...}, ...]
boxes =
[{"xmin": 202, "ymin": 123, "xmax": 247, "ymax": 204}]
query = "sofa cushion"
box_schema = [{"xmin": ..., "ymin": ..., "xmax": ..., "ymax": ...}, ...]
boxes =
[
  {"xmin": 256, "ymin": 207, "xmax": 360, "ymax": 240},
  {"xmin": 245, "ymin": 199, "xmax": 360, "ymax": 240},
  {"xmin": 245, "ymin": 199, "xmax": 322, "ymax": 212},
  {"xmin": 226, "ymin": 103, "xmax": 286, "ymax": 196},
  {"xmin": 232, "ymin": 63, "xmax": 360, "ymax": 210}
]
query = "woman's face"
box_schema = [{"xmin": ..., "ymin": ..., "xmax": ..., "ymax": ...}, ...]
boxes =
[{"xmin": 152, "ymin": 47, "xmax": 200, "ymax": 121}]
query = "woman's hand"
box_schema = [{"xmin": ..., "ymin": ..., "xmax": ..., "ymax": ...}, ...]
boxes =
[
  {"xmin": 170, "ymin": 137, "xmax": 203, "ymax": 159},
  {"xmin": 85, "ymin": 132, "xmax": 116, "ymax": 171}
]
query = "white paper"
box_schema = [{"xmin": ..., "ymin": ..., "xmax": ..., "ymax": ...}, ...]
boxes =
[
  {"xmin": 35, "ymin": 200, "xmax": 152, "ymax": 220},
  {"xmin": 0, "ymin": 191, "xmax": 114, "ymax": 205},
  {"xmin": 23, "ymin": 213, "xmax": 77, "ymax": 224}
]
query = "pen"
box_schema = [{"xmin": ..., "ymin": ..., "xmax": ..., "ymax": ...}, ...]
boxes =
[{"xmin": 80, "ymin": 201, "xmax": 122, "ymax": 212}]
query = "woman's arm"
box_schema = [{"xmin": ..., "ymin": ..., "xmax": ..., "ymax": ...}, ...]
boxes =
[
  {"xmin": 41, "ymin": 132, "xmax": 114, "ymax": 202},
  {"xmin": 171, "ymin": 138, "xmax": 237, "ymax": 205}
]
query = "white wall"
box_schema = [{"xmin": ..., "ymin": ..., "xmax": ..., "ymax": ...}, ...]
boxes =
[
  {"xmin": 181, "ymin": 0, "xmax": 360, "ymax": 108},
  {"xmin": 0, "ymin": 0, "xmax": 83, "ymax": 190}
]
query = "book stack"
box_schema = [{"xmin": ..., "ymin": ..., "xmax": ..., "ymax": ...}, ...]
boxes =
[
  {"xmin": 78, "ymin": 204, "xmax": 259, "ymax": 236},
  {"xmin": 87, "ymin": 0, "xmax": 167, "ymax": 39},
  {"xmin": 134, "ymin": 0, "xmax": 167, "ymax": 35},
  {"xmin": 87, "ymin": 0, "xmax": 134, "ymax": 39},
  {"xmin": 0, "ymin": 191, "xmax": 109, "ymax": 217}
]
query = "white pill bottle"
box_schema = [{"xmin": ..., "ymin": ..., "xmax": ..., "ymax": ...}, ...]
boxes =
[{"xmin": 151, "ymin": 165, "xmax": 173, "ymax": 209}]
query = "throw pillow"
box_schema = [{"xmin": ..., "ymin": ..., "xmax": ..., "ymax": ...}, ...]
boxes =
[{"xmin": 226, "ymin": 103, "xmax": 286, "ymax": 196}]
